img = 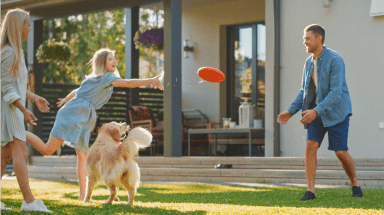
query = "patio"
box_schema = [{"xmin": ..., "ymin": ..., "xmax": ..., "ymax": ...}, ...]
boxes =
[
  {"xmin": 2, "ymin": 0, "xmax": 271, "ymax": 158},
  {"xmin": 26, "ymin": 156, "xmax": 384, "ymax": 188}
]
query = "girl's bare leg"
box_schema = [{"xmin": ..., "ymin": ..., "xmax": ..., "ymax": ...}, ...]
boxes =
[
  {"xmin": 75, "ymin": 148, "xmax": 88, "ymax": 200},
  {"xmin": 9, "ymin": 137, "xmax": 35, "ymax": 203},
  {"xmin": 26, "ymin": 131, "xmax": 64, "ymax": 155}
]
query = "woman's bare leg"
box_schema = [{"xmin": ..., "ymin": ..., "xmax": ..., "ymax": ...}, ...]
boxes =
[
  {"xmin": 26, "ymin": 131, "xmax": 64, "ymax": 155},
  {"xmin": 1, "ymin": 144, "xmax": 13, "ymax": 178},
  {"xmin": 75, "ymin": 148, "xmax": 88, "ymax": 200},
  {"xmin": 9, "ymin": 138, "xmax": 35, "ymax": 203}
]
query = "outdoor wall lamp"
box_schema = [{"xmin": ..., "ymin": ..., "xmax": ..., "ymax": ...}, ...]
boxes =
[
  {"xmin": 183, "ymin": 39, "xmax": 194, "ymax": 58},
  {"xmin": 323, "ymin": 0, "xmax": 333, "ymax": 7}
]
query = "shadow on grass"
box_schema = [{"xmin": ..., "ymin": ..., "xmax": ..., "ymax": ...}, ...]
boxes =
[
  {"xmin": 129, "ymin": 185, "xmax": 383, "ymax": 210},
  {"xmin": 70, "ymin": 185, "xmax": 384, "ymax": 211}
]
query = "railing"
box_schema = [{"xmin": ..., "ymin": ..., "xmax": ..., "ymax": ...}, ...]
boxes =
[
  {"xmin": 37, "ymin": 84, "xmax": 163, "ymax": 155},
  {"xmin": 138, "ymin": 88, "xmax": 164, "ymax": 119}
]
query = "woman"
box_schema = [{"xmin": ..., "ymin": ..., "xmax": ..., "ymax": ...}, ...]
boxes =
[{"xmin": 1, "ymin": 8, "xmax": 52, "ymax": 213}]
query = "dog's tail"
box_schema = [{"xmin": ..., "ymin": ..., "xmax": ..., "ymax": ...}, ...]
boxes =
[{"xmin": 118, "ymin": 127, "xmax": 152, "ymax": 158}]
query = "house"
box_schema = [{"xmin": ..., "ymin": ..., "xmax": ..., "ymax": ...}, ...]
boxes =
[{"xmin": 2, "ymin": 0, "xmax": 383, "ymax": 159}]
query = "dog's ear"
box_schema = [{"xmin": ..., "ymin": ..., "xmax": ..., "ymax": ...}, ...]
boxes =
[{"xmin": 109, "ymin": 127, "xmax": 121, "ymax": 142}]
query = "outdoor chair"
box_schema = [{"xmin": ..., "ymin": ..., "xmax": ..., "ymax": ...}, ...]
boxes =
[
  {"xmin": 182, "ymin": 109, "xmax": 210, "ymax": 156},
  {"xmin": 129, "ymin": 106, "xmax": 163, "ymax": 156}
]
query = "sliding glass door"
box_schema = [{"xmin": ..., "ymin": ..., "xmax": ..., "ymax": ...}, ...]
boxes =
[{"xmin": 227, "ymin": 23, "xmax": 266, "ymax": 124}]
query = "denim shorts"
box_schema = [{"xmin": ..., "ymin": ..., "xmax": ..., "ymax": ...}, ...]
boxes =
[{"xmin": 306, "ymin": 114, "xmax": 350, "ymax": 151}]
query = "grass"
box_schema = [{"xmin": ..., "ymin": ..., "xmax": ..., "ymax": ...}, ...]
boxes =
[{"xmin": 1, "ymin": 180, "xmax": 384, "ymax": 214}]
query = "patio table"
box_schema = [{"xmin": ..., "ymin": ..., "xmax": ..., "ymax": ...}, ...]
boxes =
[{"xmin": 187, "ymin": 128, "xmax": 264, "ymax": 156}]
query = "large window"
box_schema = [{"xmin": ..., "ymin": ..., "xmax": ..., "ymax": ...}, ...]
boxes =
[{"xmin": 227, "ymin": 23, "xmax": 266, "ymax": 124}]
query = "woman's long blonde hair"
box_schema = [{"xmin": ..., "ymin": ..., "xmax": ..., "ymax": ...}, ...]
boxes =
[
  {"xmin": 0, "ymin": 8, "xmax": 29, "ymax": 77},
  {"xmin": 86, "ymin": 48, "xmax": 120, "ymax": 79}
]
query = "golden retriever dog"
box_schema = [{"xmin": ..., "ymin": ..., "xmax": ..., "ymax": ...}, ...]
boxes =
[{"xmin": 83, "ymin": 122, "xmax": 152, "ymax": 206}]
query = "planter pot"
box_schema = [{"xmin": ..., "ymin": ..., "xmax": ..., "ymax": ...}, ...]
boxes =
[{"xmin": 253, "ymin": 119, "xmax": 263, "ymax": 128}]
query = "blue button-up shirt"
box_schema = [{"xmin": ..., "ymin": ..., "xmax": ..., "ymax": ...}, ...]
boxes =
[{"xmin": 287, "ymin": 46, "xmax": 352, "ymax": 128}]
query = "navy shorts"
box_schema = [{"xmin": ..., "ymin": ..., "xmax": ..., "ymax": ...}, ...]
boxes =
[{"xmin": 306, "ymin": 114, "xmax": 350, "ymax": 151}]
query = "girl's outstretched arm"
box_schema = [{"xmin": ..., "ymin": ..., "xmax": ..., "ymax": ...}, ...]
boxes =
[
  {"xmin": 57, "ymin": 88, "xmax": 78, "ymax": 107},
  {"xmin": 112, "ymin": 72, "xmax": 164, "ymax": 90}
]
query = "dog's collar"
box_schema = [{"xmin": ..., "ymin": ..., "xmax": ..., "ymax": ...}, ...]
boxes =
[{"xmin": 120, "ymin": 130, "xmax": 129, "ymax": 142}]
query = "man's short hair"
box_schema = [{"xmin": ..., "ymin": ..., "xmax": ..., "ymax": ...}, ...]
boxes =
[{"xmin": 304, "ymin": 24, "xmax": 325, "ymax": 44}]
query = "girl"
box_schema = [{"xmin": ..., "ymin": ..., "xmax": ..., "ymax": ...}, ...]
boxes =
[
  {"xmin": 26, "ymin": 48, "xmax": 164, "ymax": 201},
  {"xmin": 1, "ymin": 8, "xmax": 52, "ymax": 212}
]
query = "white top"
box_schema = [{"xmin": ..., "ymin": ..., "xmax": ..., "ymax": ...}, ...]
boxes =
[
  {"xmin": 1, "ymin": 46, "xmax": 28, "ymax": 145},
  {"xmin": 312, "ymin": 58, "xmax": 318, "ymax": 104}
]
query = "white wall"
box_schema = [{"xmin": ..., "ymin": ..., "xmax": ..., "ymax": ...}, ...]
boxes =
[
  {"xmin": 278, "ymin": 0, "xmax": 384, "ymax": 158},
  {"xmin": 181, "ymin": 0, "xmax": 265, "ymax": 123}
]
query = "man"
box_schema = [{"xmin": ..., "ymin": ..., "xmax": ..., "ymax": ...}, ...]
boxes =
[{"xmin": 277, "ymin": 24, "xmax": 363, "ymax": 201}]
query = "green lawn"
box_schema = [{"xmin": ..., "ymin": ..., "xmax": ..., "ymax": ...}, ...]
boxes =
[{"xmin": 1, "ymin": 180, "xmax": 384, "ymax": 214}]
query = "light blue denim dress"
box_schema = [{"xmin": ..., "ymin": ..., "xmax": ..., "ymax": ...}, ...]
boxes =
[{"xmin": 50, "ymin": 72, "xmax": 121, "ymax": 152}]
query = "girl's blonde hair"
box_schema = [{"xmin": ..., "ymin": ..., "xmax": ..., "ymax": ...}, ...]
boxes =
[
  {"xmin": 86, "ymin": 48, "xmax": 120, "ymax": 79},
  {"xmin": 0, "ymin": 8, "xmax": 29, "ymax": 77}
]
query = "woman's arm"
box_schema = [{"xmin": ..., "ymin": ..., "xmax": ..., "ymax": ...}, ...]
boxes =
[
  {"xmin": 57, "ymin": 88, "xmax": 78, "ymax": 107},
  {"xmin": 26, "ymin": 90, "xmax": 50, "ymax": 113},
  {"xmin": 1, "ymin": 48, "xmax": 21, "ymax": 110},
  {"xmin": 13, "ymin": 99, "xmax": 38, "ymax": 126},
  {"xmin": 112, "ymin": 72, "xmax": 164, "ymax": 90}
]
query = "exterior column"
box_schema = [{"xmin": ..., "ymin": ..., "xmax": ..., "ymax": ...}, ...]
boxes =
[
  {"xmin": 125, "ymin": 7, "xmax": 140, "ymax": 107},
  {"xmin": 163, "ymin": 0, "xmax": 182, "ymax": 157},
  {"xmin": 27, "ymin": 18, "xmax": 44, "ymax": 156},
  {"xmin": 265, "ymin": 0, "xmax": 281, "ymax": 157}
]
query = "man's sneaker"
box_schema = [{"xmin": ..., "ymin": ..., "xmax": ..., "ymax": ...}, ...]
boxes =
[
  {"xmin": 20, "ymin": 200, "xmax": 53, "ymax": 213},
  {"xmin": 352, "ymin": 186, "xmax": 363, "ymax": 197},
  {"xmin": 300, "ymin": 191, "xmax": 316, "ymax": 201}
]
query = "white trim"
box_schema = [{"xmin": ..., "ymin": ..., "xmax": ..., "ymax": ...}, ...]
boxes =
[
  {"xmin": 370, "ymin": 0, "xmax": 384, "ymax": 16},
  {"xmin": 1, "ymin": 0, "xmax": 23, "ymax": 4}
]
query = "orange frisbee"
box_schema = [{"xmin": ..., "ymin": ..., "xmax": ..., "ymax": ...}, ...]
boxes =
[{"xmin": 197, "ymin": 67, "xmax": 225, "ymax": 83}]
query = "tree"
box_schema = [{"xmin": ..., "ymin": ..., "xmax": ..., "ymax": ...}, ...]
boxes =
[
  {"xmin": 42, "ymin": 9, "xmax": 126, "ymax": 84},
  {"xmin": 42, "ymin": 7, "xmax": 164, "ymax": 85}
]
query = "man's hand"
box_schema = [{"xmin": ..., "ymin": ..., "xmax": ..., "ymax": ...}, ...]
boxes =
[
  {"xmin": 277, "ymin": 111, "xmax": 291, "ymax": 124},
  {"xmin": 300, "ymin": 109, "xmax": 318, "ymax": 124},
  {"xmin": 34, "ymin": 95, "xmax": 50, "ymax": 113}
]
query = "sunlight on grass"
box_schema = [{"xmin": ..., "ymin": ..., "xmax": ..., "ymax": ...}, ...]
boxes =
[
  {"xmin": 1, "ymin": 180, "xmax": 384, "ymax": 214},
  {"xmin": 150, "ymin": 184, "xmax": 273, "ymax": 194}
]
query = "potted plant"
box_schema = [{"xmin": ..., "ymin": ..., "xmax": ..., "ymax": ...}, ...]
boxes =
[
  {"xmin": 134, "ymin": 26, "xmax": 163, "ymax": 52},
  {"xmin": 253, "ymin": 106, "xmax": 263, "ymax": 128},
  {"xmin": 36, "ymin": 39, "xmax": 72, "ymax": 64}
]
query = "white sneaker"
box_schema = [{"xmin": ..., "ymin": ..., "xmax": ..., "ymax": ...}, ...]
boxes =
[
  {"xmin": 20, "ymin": 200, "xmax": 53, "ymax": 213},
  {"xmin": 36, "ymin": 199, "xmax": 53, "ymax": 212},
  {"xmin": 1, "ymin": 201, "xmax": 11, "ymax": 210}
]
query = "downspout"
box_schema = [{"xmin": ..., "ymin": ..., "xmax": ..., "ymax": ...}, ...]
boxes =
[{"xmin": 273, "ymin": 0, "xmax": 281, "ymax": 156}]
